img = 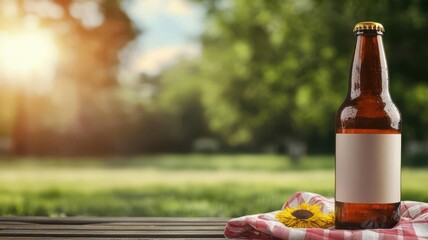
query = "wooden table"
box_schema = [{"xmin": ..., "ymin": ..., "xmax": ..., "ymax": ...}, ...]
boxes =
[{"xmin": 0, "ymin": 217, "xmax": 228, "ymax": 239}]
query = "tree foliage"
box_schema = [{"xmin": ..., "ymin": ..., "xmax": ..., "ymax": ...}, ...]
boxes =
[
  {"xmin": 2, "ymin": 0, "xmax": 428, "ymax": 155},
  {"xmin": 2, "ymin": 0, "xmax": 139, "ymax": 155},
  {"xmin": 176, "ymin": 0, "xmax": 428, "ymax": 150}
]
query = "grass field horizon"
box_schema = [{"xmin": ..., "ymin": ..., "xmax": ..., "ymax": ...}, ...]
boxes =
[{"xmin": 0, "ymin": 154, "xmax": 426, "ymax": 217}]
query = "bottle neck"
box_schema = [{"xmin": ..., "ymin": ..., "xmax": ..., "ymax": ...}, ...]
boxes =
[{"xmin": 348, "ymin": 31, "xmax": 389, "ymax": 99}]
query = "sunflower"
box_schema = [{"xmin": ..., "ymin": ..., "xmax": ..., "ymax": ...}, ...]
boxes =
[{"xmin": 275, "ymin": 203, "xmax": 334, "ymax": 228}]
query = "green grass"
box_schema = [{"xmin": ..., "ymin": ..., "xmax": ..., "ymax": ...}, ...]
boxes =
[{"xmin": 0, "ymin": 154, "xmax": 426, "ymax": 217}]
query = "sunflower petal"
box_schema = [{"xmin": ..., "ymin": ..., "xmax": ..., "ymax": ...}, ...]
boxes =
[{"xmin": 275, "ymin": 203, "xmax": 335, "ymax": 228}]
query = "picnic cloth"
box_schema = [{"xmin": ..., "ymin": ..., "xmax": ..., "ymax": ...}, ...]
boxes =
[{"xmin": 224, "ymin": 192, "xmax": 428, "ymax": 240}]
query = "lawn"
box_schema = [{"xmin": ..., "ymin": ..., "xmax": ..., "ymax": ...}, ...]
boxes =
[{"xmin": 0, "ymin": 154, "xmax": 426, "ymax": 217}]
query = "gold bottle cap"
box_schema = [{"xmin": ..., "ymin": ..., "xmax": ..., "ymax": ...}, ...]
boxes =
[{"xmin": 353, "ymin": 21, "xmax": 385, "ymax": 32}]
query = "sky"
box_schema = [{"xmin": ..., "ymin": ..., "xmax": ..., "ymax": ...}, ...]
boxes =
[{"xmin": 122, "ymin": 0, "xmax": 206, "ymax": 76}]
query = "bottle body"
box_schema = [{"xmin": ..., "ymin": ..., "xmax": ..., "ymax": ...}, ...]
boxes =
[{"xmin": 335, "ymin": 23, "xmax": 401, "ymax": 229}]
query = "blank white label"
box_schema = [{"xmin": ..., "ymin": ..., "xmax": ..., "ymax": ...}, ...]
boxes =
[{"xmin": 336, "ymin": 133, "xmax": 401, "ymax": 203}]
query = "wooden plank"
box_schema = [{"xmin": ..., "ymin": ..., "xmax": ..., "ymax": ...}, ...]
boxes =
[
  {"xmin": 0, "ymin": 224, "xmax": 225, "ymax": 231},
  {"xmin": 0, "ymin": 222, "xmax": 227, "ymax": 227},
  {"xmin": 0, "ymin": 217, "xmax": 229, "ymax": 225},
  {"xmin": 92, "ymin": 222, "xmax": 227, "ymax": 226},
  {"xmin": 0, "ymin": 229, "xmax": 225, "ymax": 238},
  {"xmin": 0, "ymin": 217, "xmax": 228, "ymax": 239},
  {"xmin": 1, "ymin": 237, "xmax": 225, "ymax": 240}
]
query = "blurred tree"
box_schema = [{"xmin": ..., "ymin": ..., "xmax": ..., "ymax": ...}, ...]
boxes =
[
  {"xmin": 49, "ymin": 0, "xmax": 136, "ymax": 88},
  {"xmin": 9, "ymin": 0, "xmax": 138, "ymax": 155},
  {"xmin": 2, "ymin": 0, "xmax": 428, "ymax": 156},
  {"xmin": 189, "ymin": 0, "xmax": 428, "ymax": 155},
  {"xmin": 196, "ymin": 0, "xmax": 347, "ymax": 152},
  {"xmin": 154, "ymin": 60, "xmax": 213, "ymax": 151}
]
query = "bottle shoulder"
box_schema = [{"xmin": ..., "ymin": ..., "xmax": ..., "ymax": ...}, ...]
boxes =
[{"xmin": 336, "ymin": 96, "xmax": 401, "ymax": 132}]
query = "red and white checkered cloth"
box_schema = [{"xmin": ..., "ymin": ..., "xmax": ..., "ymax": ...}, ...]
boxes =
[{"xmin": 224, "ymin": 192, "xmax": 428, "ymax": 240}]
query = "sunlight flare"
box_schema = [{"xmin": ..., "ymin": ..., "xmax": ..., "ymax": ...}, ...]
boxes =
[{"xmin": 0, "ymin": 29, "xmax": 58, "ymax": 89}]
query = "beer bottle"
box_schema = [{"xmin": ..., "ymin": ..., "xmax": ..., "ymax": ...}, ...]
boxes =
[{"xmin": 335, "ymin": 22, "xmax": 401, "ymax": 229}]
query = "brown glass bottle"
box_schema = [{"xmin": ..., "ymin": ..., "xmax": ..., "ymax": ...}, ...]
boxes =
[{"xmin": 335, "ymin": 22, "xmax": 401, "ymax": 229}]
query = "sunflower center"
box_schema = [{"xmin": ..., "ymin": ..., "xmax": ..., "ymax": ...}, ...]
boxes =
[{"xmin": 292, "ymin": 209, "xmax": 314, "ymax": 219}]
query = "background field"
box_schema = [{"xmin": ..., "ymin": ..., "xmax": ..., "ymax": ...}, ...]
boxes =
[
  {"xmin": 0, "ymin": 155, "xmax": 426, "ymax": 217},
  {"xmin": 1, "ymin": 1, "xmax": 427, "ymax": 221}
]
